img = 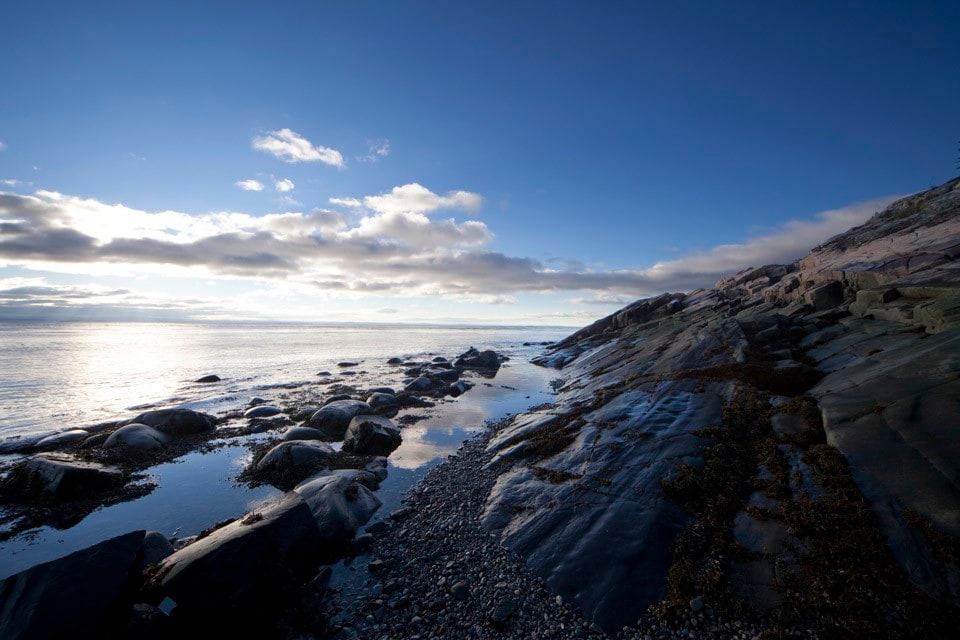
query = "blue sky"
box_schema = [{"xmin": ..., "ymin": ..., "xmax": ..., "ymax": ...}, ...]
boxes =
[{"xmin": 0, "ymin": 1, "xmax": 957, "ymax": 325}]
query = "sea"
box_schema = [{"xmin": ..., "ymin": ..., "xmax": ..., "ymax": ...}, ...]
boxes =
[{"xmin": 0, "ymin": 322, "xmax": 571, "ymax": 578}]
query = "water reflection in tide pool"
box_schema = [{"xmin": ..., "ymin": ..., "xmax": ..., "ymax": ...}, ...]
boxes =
[{"xmin": 0, "ymin": 349, "xmax": 564, "ymax": 579}]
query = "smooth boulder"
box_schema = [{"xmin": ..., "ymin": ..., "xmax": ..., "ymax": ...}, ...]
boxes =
[
  {"xmin": 293, "ymin": 473, "xmax": 382, "ymax": 542},
  {"xmin": 243, "ymin": 405, "xmax": 282, "ymax": 419},
  {"xmin": 282, "ymin": 426, "xmax": 325, "ymax": 441},
  {"xmin": 366, "ymin": 392, "xmax": 399, "ymax": 417},
  {"xmin": 306, "ymin": 400, "xmax": 372, "ymax": 440},
  {"xmin": 127, "ymin": 409, "xmax": 216, "ymax": 436},
  {"xmin": 155, "ymin": 493, "xmax": 322, "ymax": 617},
  {"xmin": 103, "ymin": 423, "xmax": 170, "ymax": 451},
  {"xmin": 255, "ymin": 440, "xmax": 336, "ymax": 487},
  {"xmin": 341, "ymin": 415, "xmax": 402, "ymax": 456},
  {"xmin": 33, "ymin": 429, "xmax": 89, "ymax": 451}
]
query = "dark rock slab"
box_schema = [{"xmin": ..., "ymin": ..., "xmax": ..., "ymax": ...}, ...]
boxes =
[
  {"xmin": 4, "ymin": 453, "xmax": 125, "ymax": 502},
  {"xmin": 306, "ymin": 399, "xmax": 372, "ymax": 440},
  {"xmin": 127, "ymin": 408, "xmax": 216, "ymax": 436},
  {"xmin": 104, "ymin": 423, "xmax": 169, "ymax": 451},
  {"xmin": 294, "ymin": 473, "xmax": 382, "ymax": 542},
  {"xmin": 0, "ymin": 530, "xmax": 146, "ymax": 640},
  {"xmin": 341, "ymin": 415, "xmax": 402, "ymax": 456}
]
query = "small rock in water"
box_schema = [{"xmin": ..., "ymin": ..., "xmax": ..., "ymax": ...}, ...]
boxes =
[
  {"xmin": 194, "ymin": 374, "xmax": 221, "ymax": 383},
  {"xmin": 244, "ymin": 405, "xmax": 282, "ymax": 419}
]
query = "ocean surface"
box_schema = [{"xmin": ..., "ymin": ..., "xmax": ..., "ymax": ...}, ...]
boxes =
[{"xmin": 0, "ymin": 321, "xmax": 571, "ymax": 578}]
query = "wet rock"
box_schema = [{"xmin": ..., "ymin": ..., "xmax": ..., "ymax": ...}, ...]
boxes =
[
  {"xmin": 155, "ymin": 493, "xmax": 322, "ymax": 618},
  {"xmin": 244, "ymin": 405, "xmax": 282, "ymax": 419},
  {"xmin": 341, "ymin": 415, "xmax": 402, "ymax": 456},
  {"xmin": 365, "ymin": 457, "xmax": 389, "ymax": 482},
  {"xmin": 404, "ymin": 376, "xmax": 442, "ymax": 393},
  {"xmin": 387, "ymin": 357, "xmax": 404, "ymax": 365},
  {"xmin": 194, "ymin": 374, "xmax": 221, "ymax": 383},
  {"xmin": 293, "ymin": 405, "xmax": 320, "ymax": 422},
  {"xmin": 33, "ymin": 429, "xmax": 89, "ymax": 451},
  {"xmin": 139, "ymin": 530, "xmax": 175, "ymax": 568},
  {"xmin": 306, "ymin": 400, "xmax": 372, "ymax": 440},
  {"xmin": 0, "ymin": 530, "xmax": 146, "ymax": 640},
  {"xmin": 454, "ymin": 347, "xmax": 503, "ymax": 373},
  {"xmin": 104, "ymin": 423, "xmax": 170, "ymax": 451},
  {"xmin": 282, "ymin": 426, "xmax": 325, "ymax": 441},
  {"xmin": 366, "ymin": 392, "xmax": 399, "ymax": 417},
  {"xmin": 127, "ymin": 408, "xmax": 216, "ymax": 436},
  {"xmin": 338, "ymin": 361, "xmax": 360, "ymax": 368},
  {"xmin": 293, "ymin": 473, "xmax": 382, "ymax": 542},
  {"xmin": 4, "ymin": 453, "xmax": 125, "ymax": 502},
  {"xmin": 322, "ymin": 393, "xmax": 353, "ymax": 405},
  {"xmin": 255, "ymin": 440, "xmax": 336, "ymax": 487}
]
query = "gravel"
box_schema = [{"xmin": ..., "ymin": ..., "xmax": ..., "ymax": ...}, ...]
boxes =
[{"xmin": 320, "ymin": 417, "xmax": 816, "ymax": 640}]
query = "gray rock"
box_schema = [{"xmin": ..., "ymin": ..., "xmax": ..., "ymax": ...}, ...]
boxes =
[
  {"xmin": 139, "ymin": 530, "xmax": 175, "ymax": 568},
  {"xmin": 7, "ymin": 453, "xmax": 124, "ymax": 501},
  {"xmin": 366, "ymin": 392, "xmax": 399, "ymax": 417},
  {"xmin": 293, "ymin": 405, "xmax": 320, "ymax": 422},
  {"xmin": 404, "ymin": 376, "xmax": 441, "ymax": 393},
  {"xmin": 127, "ymin": 408, "xmax": 216, "ymax": 436},
  {"xmin": 365, "ymin": 457, "xmax": 389, "ymax": 482},
  {"xmin": 293, "ymin": 473, "xmax": 382, "ymax": 542},
  {"xmin": 341, "ymin": 415, "xmax": 402, "ymax": 456},
  {"xmin": 0, "ymin": 530, "xmax": 146, "ymax": 640},
  {"xmin": 255, "ymin": 440, "xmax": 336, "ymax": 485},
  {"xmin": 282, "ymin": 426, "xmax": 325, "ymax": 441},
  {"xmin": 306, "ymin": 400, "xmax": 372, "ymax": 440},
  {"xmin": 33, "ymin": 429, "xmax": 89, "ymax": 451},
  {"xmin": 322, "ymin": 394, "xmax": 353, "ymax": 405},
  {"xmin": 103, "ymin": 423, "xmax": 169, "ymax": 451},
  {"xmin": 194, "ymin": 374, "xmax": 221, "ymax": 383},
  {"xmin": 156, "ymin": 493, "xmax": 322, "ymax": 616},
  {"xmin": 450, "ymin": 581, "xmax": 469, "ymax": 601},
  {"xmin": 244, "ymin": 405, "xmax": 282, "ymax": 419}
]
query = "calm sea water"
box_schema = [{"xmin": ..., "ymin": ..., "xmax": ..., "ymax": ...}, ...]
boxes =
[{"xmin": 0, "ymin": 321, "xmax": 571, "ymax": 578}]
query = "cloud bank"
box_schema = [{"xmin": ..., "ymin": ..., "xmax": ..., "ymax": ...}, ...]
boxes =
[
  {"xmin": 0, "ymin": 185, "xmax": 897, "ymax": 317},
  {"xmin": 253, "ymin": 129, "xmax": 344, "ymax": 167}
]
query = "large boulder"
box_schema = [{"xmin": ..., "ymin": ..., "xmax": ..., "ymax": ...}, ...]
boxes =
[
  {"xmin": 127, "ymin": 409, "xmax": 216, "ymax": 436},
  {"xmin": 2, "ymin": 453, "xmax": 124, "ymax": 502},
  {"xmin": 293, "ymin": 473, "xmax": 382, "ymax": 542},
  {"xmin": 155, "ymin": 493, "xmax": 322, "ymax": 618},
  {"xmin": 454, "ymin": 347, "xmax": 503, "ymax": 376},
  {"xmin": 341, "ymin": 415, "xmax": 402, "ymax": 456},
  {"xmin": 254, "ymin": 440, "xmax": 336, "ymax": 488},
  {"xmin": 103, "ymin": 423, "xmax": 170, "ymax": 451},
  {"xmin": 0, "ymin": 530, "xmax": 146, "ymax": 640},
  {"xmin": 281, "ymin": 426, "xmax": 325, "ymax": 441},
  {"xmin": 366, "ymin": 392, "xmax": 399, "ymax": 417},
  {"xmin": 305, "ymin": 400, "xmax": 372, "ymax": 440}
]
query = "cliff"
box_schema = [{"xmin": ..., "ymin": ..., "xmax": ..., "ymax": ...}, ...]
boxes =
[{"xmin": 483, "ymin": 177, "xmax": 960, "ymax": 635}]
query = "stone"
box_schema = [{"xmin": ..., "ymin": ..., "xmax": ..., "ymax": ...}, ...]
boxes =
[
  {"xmin": 425, "ymin": 367, "xmax": 459, "ymax": 382},
  {"xmin": 322, "ymin": 393, "xmax": 353, "ymax": 405},
  {"xmin": 338, "ymin": 361, "xmax": 360, "ymax": 367},
  {"xmin": 450, "ymin": 581, "xmax": 469, "ymax": 601},
  {"xmin": 255, "ymin": 440, "xmax": 336, "ymax": 487},
  {"xmin": 156, "ymin": 493, "xmax": 322, "ymax": 617},
  {"xmin": 293, "ymin": 405, "xmax": 320, "ymax": 422},
  {"xmin": 103, "ymin": 423, "xmax": 170, "ymax": 451},
  {"xmin": 0, "ymin": 530, "xmax": 146, "ymax": 640},
  {"xmin": 194, "ymin": 374, "xmax": 221, "ymax": 383},
  {"xmin": 244, "ymin": 405, "xmax": 282, "ymax": 419},
  {"xmin": 127, "ymin": 408, "xmax": 216, "ymax": 436},
  {"xmin": 448, "ymin": 380, "xmax": 468, "ymax": 397},
  {"xmin": 33, "ymin": 429, "xmax": 89, "ymax": 450},
  {"xmin": 387, "ymin": 357, "xmax": 404, "ymax": 365},
  {"xmin": 490, "ymin": 598, "xmax": 517, "ymax": 629},
  {"xmin": 306, "ymin": 400, "xmax": 373, "ymax": 440},
  {"xmin": 5, "ymin": 453, "xmax": 124, "ymax": 501},
  {"xmin": 365, "ymin": 457, "xmax": 389, "ymax": 482},
  {"xmin": 341, "ymin": 415, "xmax": 402, "ymax": 456},
  {"xmin": 293, "ymin": 473, "xmax": 382, "ymax": 542},
  {"xmin": 282, "ymin": 426, "xmax": 325, "ymax": 441},
  {"xmin": 139, "ymin": 530, "xmax": 175, "ymax": 569},
  {"xmin": 366, "ymin": 392, "xmax": 399, "ymax": 417}
]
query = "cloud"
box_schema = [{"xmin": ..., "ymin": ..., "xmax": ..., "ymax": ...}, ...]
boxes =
[
  {"xmin": 235, "ymin": 179, "xmax": 264, "ymax": 192},
  {"xmin": 0, "ymin": 141, "xmax": 6, "ymax": 151},
  {"xmin": 1, "ymin": 179, "xmax": 21, "ymax": 187},
  {"xmin": 364, "ymin": 183, "xmax": 483, "ymax": 216},
  {"xmin": 329, "ymin": 197, "xmax": 362, "ymax": 208},
  {"xmin": 253, "ymin": 128, "xmax": 344, "ymax": 166},
  {"xmin": 0, "ymin": 188, "xmax": 898, "ymax": 309},
  {"xmin": 274, "ymin": 178, "xmax": 295, "ymax": 193},
  {"xmin": 359, "ymin": 140, "xmax": 391, "ymax": 163}
]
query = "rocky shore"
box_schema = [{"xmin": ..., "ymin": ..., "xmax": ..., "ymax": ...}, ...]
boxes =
[{"xmin": 2, "ymin": 177, "xmax": 959, "ymax": 638}]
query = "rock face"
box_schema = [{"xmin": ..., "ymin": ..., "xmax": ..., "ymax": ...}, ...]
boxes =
[
  {"xmin": 341, "ymin": 415, "xmax": 402, "ymax": 456},
  {"xmin": 155, "ymin": 492, "xmax": 322, "ymax": 618},
  {"xmin": 489, "ymin": 177, "xmax": 960, "ymax": 635}
]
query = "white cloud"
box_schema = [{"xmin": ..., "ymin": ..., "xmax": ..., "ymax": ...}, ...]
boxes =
[
  {"xmin": 274, "ymin": 178, "xmax": 295, "ymax": 193},
  {"xmin": 0, "ymin": 141, "xmax": 6, "ymax": 151},
  {"xmin": 364, "ymin": 183, "xmax": 483, "ymax": 216},
  {"xmin": 235, "ymin": 179, "xmax": 264, "ymax": 192},
  {"xmin": 359, "ymin": 140, "xmax": 391, "ymax": 162},
  {"xmin": 329, "ymin": 197, "xmax": 363, "ymax": 208},
  {"xmin": 1, "ymin": 179, "xmax": 21, "ymax": 186},
  {"xmin": 252, "ymin": 128, "xmax": 344, "ymax": 167},
  {"xmin": 0, "ymin": 188, "xmax": 901, "ymax": 312}
]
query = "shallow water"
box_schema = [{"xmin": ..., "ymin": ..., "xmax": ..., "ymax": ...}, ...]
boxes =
[{"xmin": 0, "ymin": 322, "xmax": 568, "ymax": 578}]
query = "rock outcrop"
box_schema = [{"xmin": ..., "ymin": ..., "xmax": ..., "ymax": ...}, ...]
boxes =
[{"xmin": 491, "ymin": 177, "xmax": 960, "ymax": 635}]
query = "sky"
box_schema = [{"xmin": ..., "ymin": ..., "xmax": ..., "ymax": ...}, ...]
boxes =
[{"xmin": 0, "ymin": 1, "xmax": 957, "ymax": 326}]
